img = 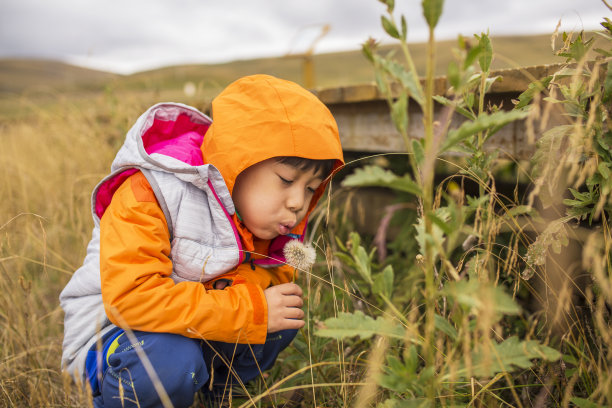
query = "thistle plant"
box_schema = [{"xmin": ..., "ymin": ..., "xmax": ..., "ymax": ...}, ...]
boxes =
[{"xmin": 314, "ymin": 0, "xmax": 576, "ymax": 406}]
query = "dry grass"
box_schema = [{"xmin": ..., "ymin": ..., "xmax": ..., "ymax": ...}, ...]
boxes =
[{"xmin": 0, "ymin": 94, "xmax": 142, "ymax": 406}]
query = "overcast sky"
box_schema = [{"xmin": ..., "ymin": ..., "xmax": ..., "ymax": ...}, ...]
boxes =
[{"xmin": 1, "ymin": 0, "xmax": 610, "ymax": 74}]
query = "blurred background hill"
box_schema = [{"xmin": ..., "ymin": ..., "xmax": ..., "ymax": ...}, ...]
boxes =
[{"xmin": 0, "ymin": 32, "xmax": 604, "ymax": 119}]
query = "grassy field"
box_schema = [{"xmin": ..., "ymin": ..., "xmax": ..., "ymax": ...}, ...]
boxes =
[{"xmin": 1, "ymin": 28, "xmax": 611, "ymax": 407}]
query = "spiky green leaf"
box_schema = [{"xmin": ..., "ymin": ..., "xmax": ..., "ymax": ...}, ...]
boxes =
[
  {"xmin": 463, "ymin": 41, "xmax": 483, "ymax": 70},
  {"xmin": 373, "ymin": 265, "xmax": 394, "ymax": 298},
  {"xmin": 361, "ymin": 40, "xmax": 375, "ymax": 63},
  {"xmin": 598, "ymin": 162, "xmax": 610, "ymax": 180},
  {"xmin": 443, "ymin": 279, "xmax": 521, "ymax": 316},
  {"xmin": 514, "ymin": 76, "xmax": 553, "ymax": 109},
  {"xmin": 342, "ymin": 165, "xmax": 422, "ymax": 196},
  {"xmin": 415, "ymin": 208, "xmax": 449, "ymax": 259},
  {"xmin": 603, "ymin": 60, "xmax": 612, "ymax": 103},
  {"xmin": 435, "ymin": 313, "xmax": 458, "ymax": 340},
  {"xmin": 447, "ymin": 60, "xmax": 460, "ymax": 90},
  {"xmin": 373, "ymin": 64, "xmax": 390, "ymax": 95},
  {"xmin": 504, "ymin": 205, "xmax": 534, "ymax": 219},
  {"xmin": 556, "ymin": 34, "xmax": 594, "ymax": 62},
  {"xmin": 457, "ymin": 336, "xmax": 561, "ymax": 378},
  {"xmin": 441, "ymin": 110, "xmax": 529, "ymax": 153},
  {"xmin": 377, "ymin": 57, "xmax": 424, "ymax": 105},
  {"xmin": 411, "ymin": 138, "xmax": 425, "ymax": 167},
  {"xmin": 421, "ymin": 0, "xmax": 444, "ymax": 30},
  {"xmin": 427, "ymin": 211, "xmax": 453, "ymax": 235},
  {"xmin": 377, "ymin": 0, "xmax": 394, "ymax": 13},
  {"xmin": 391, "ymin": 92, "xmax": 409, "ymax": 135},
  {"xmin": 316, "ymin": 311, "xmax": 407, "ymax": 340},
  {"xmin": 354, "ymin": 245, "xmax": 373, "ymax": 283},
  {"xmin": 570, "ymin": 397, "xmax": 601, "ymax": 408},
  {"xmin": 381, "ymin": 16, "xmax": 401, "ymax": 39},
  {"xmin": 476, "ymin": 33, "xmax": 493, "ymax": 72},
  {"xmin": 433, "ymin": 95, "xmax": 476, "ymax": 120}
]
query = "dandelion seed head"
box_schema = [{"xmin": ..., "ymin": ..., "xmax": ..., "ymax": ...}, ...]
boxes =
[{"xmin": 283, "ymin": 239, "xmax": 316, "ymax": 270}]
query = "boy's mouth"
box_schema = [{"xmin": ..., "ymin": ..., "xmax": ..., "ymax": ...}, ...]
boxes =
[{"xmin": 279, "ymin": 223, "xmax": 294, "ymax": 235}]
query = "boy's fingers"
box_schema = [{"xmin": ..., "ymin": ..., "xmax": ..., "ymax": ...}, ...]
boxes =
[
  {"xmin": 283, "ymin": 295, "xmax": 303, "ymax": 308},
  {"xmin": 283, "ymin": 318, "xmax": 305, "ymax": 330},
  {"xmin": 285, "ymin": 307, "xmax": 304, "ymax": 320},
  {"xmin": 277, "ymin": 282, "xmax": 303, "ymax": 296}
]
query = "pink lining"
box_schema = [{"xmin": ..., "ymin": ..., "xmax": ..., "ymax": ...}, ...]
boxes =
[
  {"xmin": 142, "ymin": 114, "xmax": 208, "ymax": 166},
  {"xmin": 95, "ymin": 169, "xmax": 139, "ymax": 219},
  {"xmin": 207, "ymin": 180, "xmax": 245, "ymax": 264},
  {"xmin": 95, "ymin": 112, "xmax": 209, "ymax": 219},
  {"xmin": 256, "ymin": 235, "xmax": 293, "ymax": 266}
]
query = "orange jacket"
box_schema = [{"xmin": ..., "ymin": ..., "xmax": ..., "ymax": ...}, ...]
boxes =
[{"xmin": 99, "ymin": 75, "xmax": 344, "ymax": 344}]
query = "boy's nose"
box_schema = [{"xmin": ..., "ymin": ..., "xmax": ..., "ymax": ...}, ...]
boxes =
[{"xmin": 286, "ymin": 189, "xmax": 305, "ymax": 213}]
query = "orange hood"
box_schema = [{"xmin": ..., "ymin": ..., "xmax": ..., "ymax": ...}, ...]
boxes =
[
  {"xmin": 203, "ymin": 74, "xmax": 344, "ymax": 195},
  {"xmin": 202, "ymin": 75, "xmax": 344, "ymax": 242}
]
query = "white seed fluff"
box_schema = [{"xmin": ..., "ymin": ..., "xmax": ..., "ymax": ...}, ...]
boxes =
[{"xmin": 283, "ymin": 239, "xmax": 316, "ymax": 271}]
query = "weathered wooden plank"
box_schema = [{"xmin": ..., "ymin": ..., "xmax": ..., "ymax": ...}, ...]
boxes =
[{"xmin": 315, "ymin": 64, "xmax": 566, "ymax": 160}]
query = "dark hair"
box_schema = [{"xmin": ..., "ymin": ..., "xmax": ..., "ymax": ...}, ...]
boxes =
[{"xmin": 276, "ymin": 156, "xmax": 336, "ymax": 178}]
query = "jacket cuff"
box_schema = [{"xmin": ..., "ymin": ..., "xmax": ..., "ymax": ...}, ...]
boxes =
[{"xmin": 240, "ymin": 283, "xmax": 268, "ymax": 344}]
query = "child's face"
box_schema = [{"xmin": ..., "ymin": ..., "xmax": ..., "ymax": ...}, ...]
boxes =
[{"xmin": 232, "ymin": 158, "xmax": 324, "ymax": 240}]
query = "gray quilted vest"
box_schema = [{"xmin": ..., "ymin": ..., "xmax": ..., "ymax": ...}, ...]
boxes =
[{"xmin": 59, "ymin": 103, "xmax": 243, "ymax": 381}]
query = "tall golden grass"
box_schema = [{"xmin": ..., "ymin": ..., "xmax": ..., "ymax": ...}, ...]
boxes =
[{"xmin": 0, "ymin": 94, "xmax": 147, "ymax": 406}]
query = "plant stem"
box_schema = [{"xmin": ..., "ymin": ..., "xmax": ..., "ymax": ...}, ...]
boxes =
[
  {"xmin": 305, "ymin": 269, "xmax": 317, "ymax": 407},
  {"xmin": 400, "ymin": 40, "xmax": 424, "ymax": 98},
  {"xmin": 478, "ymin": 68, "xmax": 487, "ymax": 199},
  {"xmin": 478, "ymin": 70, "xmax": 486, "ymax": 149},
  {"xmin": 423, "ymin": 24, "xmax": 438, "ymax": 404},
  {"xmin": 381, "ymin": 295, "xmax": 409, "ymax": 325},
  {"xmin": 398, "ymin": 28, "xmax": 428, "ymax": 186}
]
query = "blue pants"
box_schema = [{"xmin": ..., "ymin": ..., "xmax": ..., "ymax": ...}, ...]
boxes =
[{"xmin": 85, "ymin": 328, "xmax": 297, "ymax": 408}]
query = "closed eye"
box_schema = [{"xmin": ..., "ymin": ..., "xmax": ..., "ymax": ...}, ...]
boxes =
[{"xmin": 279, "ymin": 176, "xmax": 293, "ymax": 185}]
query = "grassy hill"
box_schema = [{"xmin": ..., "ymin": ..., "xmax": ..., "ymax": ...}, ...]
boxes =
[
  {"xmin": 0, "ymin": 32, "xmax": 604, "ymax": 119},
  {"xmin": 116, "ymin": 33, "xmax": 572, "ymax": 93},
  {"xmin": 0, "ymin": 58, "xmax": 117, "ymax": 95}
]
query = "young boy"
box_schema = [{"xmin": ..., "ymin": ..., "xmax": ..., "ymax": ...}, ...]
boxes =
[{"xmin": 59, "ymin": 74, "xmax": 344, "ymax": 407}]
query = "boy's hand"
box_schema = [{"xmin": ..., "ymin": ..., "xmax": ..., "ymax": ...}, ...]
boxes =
[{"xmin": 264, "ymin": 283, "xmax": 305, "ymax": 333}]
